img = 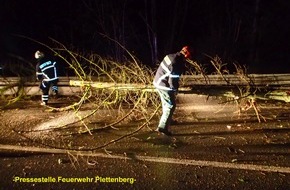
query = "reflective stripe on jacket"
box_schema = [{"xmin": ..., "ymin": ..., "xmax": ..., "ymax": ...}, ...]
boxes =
[
  {"xmin": 153, "ymin": 52, "xmax": 185, "ymax": 91},
  {"xmin": 36, "ymin": 58, "xmax": 58, "ymax": 81}
]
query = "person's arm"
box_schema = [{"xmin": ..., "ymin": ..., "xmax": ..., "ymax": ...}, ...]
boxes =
[
  {"xmin": 36, "ymin": 62, "xmax": 43, "ymax": 80},
  {"xmin": 168, "ymin": 57, "xmax": 181, "ymax": 91}
]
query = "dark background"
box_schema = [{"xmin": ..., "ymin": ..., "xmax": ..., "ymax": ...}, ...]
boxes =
[{"xmin": 0, "ymin": 0, "xmax": 290, "ymax": 74}]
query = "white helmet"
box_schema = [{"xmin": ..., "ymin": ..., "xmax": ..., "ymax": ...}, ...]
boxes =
[{"xmin": 34, "ymin": 50, "xmax": 44, "ymax": 59}]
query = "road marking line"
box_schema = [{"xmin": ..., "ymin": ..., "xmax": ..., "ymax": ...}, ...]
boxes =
[
  {"xmin": 85, "ymin": 153, "xmax": 290, "ymax": 174},
  {"xmin": 135, "ymin": 155, "xmax": 290, "ymax": 174},
  {"xmin": 1, "ymin": 144, "xmax": 289, "ymax": 174}
]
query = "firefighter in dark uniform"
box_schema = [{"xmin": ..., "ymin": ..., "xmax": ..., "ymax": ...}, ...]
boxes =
[
  {"xmin": 153, "ymin": 46, "xmax": 192, "ymax": 136},
  {"xmin": 35, "ymin": 50, "xmax": 59, "ymax": 105}
]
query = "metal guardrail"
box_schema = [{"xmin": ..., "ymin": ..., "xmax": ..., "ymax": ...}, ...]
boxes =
[
  {"xmin": 1, "ymin": 74, "xmax": 290, "ymax": 95},
  {"xmin": 181, "ymin": 74, "xmax": 290, "ymax": 87},
  {"xmin": 1, "ymin": 74, "xmax": 290, "ymax": 86},
  {"xmin": 0, "ymin": 76, "xmax": 78, "ymax": 86},
  {"xmin": 0, "ymin": 77, "xmax": 80, "ymax": 95}
]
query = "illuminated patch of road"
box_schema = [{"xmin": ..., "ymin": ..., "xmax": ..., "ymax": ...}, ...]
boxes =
[{"xmin": 34, "ymin": 110, "xmax": 92, "ymax": 131}]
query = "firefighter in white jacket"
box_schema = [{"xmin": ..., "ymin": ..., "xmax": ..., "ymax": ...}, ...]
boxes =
[
  {"xmin": 153, "ymin": 46, "xmax": 192, "ymax": 135},
  {"xmin": 35, "ymin": 51, "xmax": 59, "ymax": 105}
]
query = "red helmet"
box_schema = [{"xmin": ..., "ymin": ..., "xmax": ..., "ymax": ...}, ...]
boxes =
[{"xmin": 181, "ymin": 46, "xmax": 192, "ymax": 59}]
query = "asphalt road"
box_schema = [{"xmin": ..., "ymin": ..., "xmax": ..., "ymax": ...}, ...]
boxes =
[{"xmin": 0, "ymin": 95, "xmax": 290, "ymax": 189}]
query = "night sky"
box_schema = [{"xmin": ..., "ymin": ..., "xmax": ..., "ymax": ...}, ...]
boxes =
[{"xmin": 1, "ymin": 0, "xmax": 290, "ymax": 74}]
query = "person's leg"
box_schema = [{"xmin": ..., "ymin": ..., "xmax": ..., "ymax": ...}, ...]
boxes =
[
  {"xmin": 51, "ymin": 79, "xmax": 58, "ymax": 96},
  {"xmin": 156, "ymin": 89, "xmax": 176, "ymax": 135},
  {"xmin": 167, "ymin": 91, "xmax": 176, "ymax": 126},
  {"xmin": 40, "ymin": 81, "xmax": 49, "ymax": 105}
]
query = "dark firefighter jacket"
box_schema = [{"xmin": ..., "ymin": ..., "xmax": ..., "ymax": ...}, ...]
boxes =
[
  {"xmin": 36, "ymin": 57, "xmax": 58, "ymax": 82},
  {"xmin": 153, "ymin": 52, "xmax": 186, "ymax": 91}
]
